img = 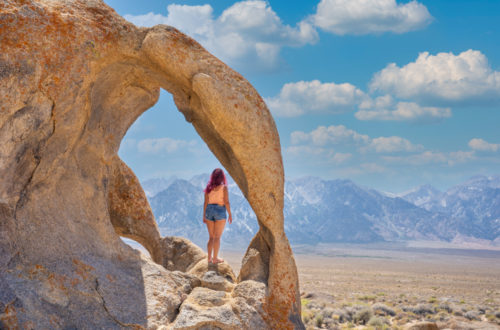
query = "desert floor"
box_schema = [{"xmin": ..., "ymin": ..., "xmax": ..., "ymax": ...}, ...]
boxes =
[{"xmin": 223, "ymin": 243, "xmax": 500, "ymax": 329}]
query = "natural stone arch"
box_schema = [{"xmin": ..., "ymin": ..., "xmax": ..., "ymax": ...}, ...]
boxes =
[{"xmin": 0, "ymin": 1, "xmax": 303, "ymax": 329}]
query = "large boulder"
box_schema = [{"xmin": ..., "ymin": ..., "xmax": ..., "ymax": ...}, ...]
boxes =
[{"xmin": 0, "ymin": 0, "xmax": 303, "ymax": 329}]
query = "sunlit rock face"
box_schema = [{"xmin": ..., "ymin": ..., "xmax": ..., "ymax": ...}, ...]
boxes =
[{"xmin": 0, "ymin": 0, "xmax": 302, "ymax": 328}]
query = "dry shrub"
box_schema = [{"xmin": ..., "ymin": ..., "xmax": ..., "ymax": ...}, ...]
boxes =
[
  {"xmin": 321, "ymin": 307, "xmax": 334, "ymax": 319},
  {"xmin": 333, "ymin": 309, "xmax": 350, "ymax": 323},
  {"xmin": 411, "ymin": 303, "xmax": 436, "ymax": 315},
  {"xmin": 367, "ymin": 316, "xmax": 387, "ymax": 328},
  {"xmin": 353, "ymin": 307, "xmax": 373, "ymax": 325},
  {"xmin": 438, "ymin": 303, "xmax": 452, "ymax": 313},
  {"xmin": 465, "ymin": 310, "xmax": 480, "ymax": 321},
  {"xmin": 372, "ymin": 303, "xmax": 396, "ymax": 316},
  {"xmin": 314, "ymin": 313, "xmax": 324, "ymax": 327}
]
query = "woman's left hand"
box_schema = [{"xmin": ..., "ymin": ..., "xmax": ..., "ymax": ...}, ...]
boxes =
[{"xmin": 228, "ymin": 214, "xmax": 232, "ymax": 224}]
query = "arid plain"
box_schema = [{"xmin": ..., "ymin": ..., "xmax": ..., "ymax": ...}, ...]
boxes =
[{"xmin": 224, "ymin": 243, "xmax": 500, "ymax": 329}]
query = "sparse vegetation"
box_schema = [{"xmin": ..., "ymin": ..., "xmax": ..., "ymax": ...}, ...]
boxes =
[{"xmin": 276, "ymin": 247, "xmax": 500, "ymax": 330}]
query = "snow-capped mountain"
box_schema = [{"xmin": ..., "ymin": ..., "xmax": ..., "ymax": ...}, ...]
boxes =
[
  {"xmin": 142, "ymin": 176, "xmax": 178, "ymax": 197},
  {"xmin": 418, "ymin": 176, "xmax": 500, "ymax": 241},
  {"xmin": 399, "ymin": 184, "xmax": 443, "ymax": 207},
  {"xmin": 143, "ymin": 174, "xmax": 500, "ymax": 247}
]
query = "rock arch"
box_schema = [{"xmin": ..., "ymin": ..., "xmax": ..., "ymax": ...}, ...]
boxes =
[{"xmin": 0, "ymin": 1, "xmax": 303, "ymax": 328}]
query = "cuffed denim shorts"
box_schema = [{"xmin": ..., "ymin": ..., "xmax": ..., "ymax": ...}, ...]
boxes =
[{"xmin": 205, "ymin": 204, "xmax": 227, "ymax": 221}]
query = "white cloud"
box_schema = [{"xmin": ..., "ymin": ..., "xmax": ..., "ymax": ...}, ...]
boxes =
[
  {"xmin": 383, "ymin": 150, "xmax": 475, "ymax": 165},
  {"xmin": 286, "ymin": 145, "xmax": 328, "ymax": 156},
  {"xmin": 291, "ymin": 124, "xmax": 426, "ymax": 158},
  {"xmin": 266, "ymin": 80, "xmax": 366, "ymax": 117},
  {"xmin": 365, "ymin": 136, "xmax": 423, "ymax": 153},
  {"xmin": 124, "ymin": 1, "xmax": 318, "ymax": 70},
  {"xmin": 331, "ymin": 152, "xmax": 352, "ymax": 164},
  {"xmin": 355, "ymin": 95, "xmax": 451, "ymax": 122},
  {"xmin": 468, "ymin": 138, "xmax": 499, "ymax": 152},
  {"xmin": 137, "ymin": 138, "xmax": 197, "ymax": 154},
  {"xmin": 285, "ymin": 145, "xmax": 351, "ymax": 164},
  {"xmin": 370, "ymin": 50, "xmax": 500, "ymax": 103},
  {"xmin": 311, "ymin": 0, "xmax": 432, "ymax": 35},
  {"xmin": 291, "ymin": 125, "xmax": 370, "ymax": 146},
  {"xmin": 291, "ymin": 125, "xmax": 423, "ymax": 155}
]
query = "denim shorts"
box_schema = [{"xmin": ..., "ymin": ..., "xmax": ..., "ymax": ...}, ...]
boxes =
[{"xmin": 205, "ymin": 204, "xmax": 227, "ymax": 221}]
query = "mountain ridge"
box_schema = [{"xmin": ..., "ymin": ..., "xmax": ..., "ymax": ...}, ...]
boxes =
[{"xmin": 143, "ymin": 174, "xmax": 500, "ymax": 248}]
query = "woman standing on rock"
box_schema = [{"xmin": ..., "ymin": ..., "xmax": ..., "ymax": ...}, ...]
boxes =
[{"xmin": 203, "ymin": 168, "xmax": 233, "ymax": 264}]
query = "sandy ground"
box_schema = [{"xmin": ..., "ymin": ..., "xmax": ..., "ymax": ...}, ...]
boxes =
[
  {"xmin": 224, "ymin": 245, "xmax": 500, "ymax": 306},
  {"xmin": 223, "ymin": 244, "xmax": 500, "ymax": 329}
]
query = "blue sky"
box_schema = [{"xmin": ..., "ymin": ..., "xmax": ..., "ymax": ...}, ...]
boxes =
[{"xmin": 107, "ymin": 0, "xmax": 500, "ymax": 193}]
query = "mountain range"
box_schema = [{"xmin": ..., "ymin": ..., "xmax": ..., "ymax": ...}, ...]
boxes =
[{"xmin": 142, "ymin": 174, "xmax": 500, "ymax": 248}]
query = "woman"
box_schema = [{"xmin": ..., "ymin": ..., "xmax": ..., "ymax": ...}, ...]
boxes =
[{"xmin": 203, "ymin": 168, "xmax": 233, "ymax": 264}]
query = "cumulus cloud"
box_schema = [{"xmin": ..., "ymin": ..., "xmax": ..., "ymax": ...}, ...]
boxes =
[
  {"xmin": 291, "ymin": 125, "xmax": 423, "ymax": 154},
  {"xmin": 331, "ymin": 152, "xmax": 353, "ymax": 164},
  {"xmin": 286, "ymin": 145, "xmax": 328, "ymax": 156},
  {"xmin": 311, "ymin": 0, "xmax": 432, "ymax": 35},
  {"xmin": 468, "ymin": 138, "xmax": 499, "ymax": 152},
  {"xmin": 124, "ymin": 1, "xmax": 318, "ymax": 70},
  {"xmin": 370, "ymin": 50, "xmax": 500, "ymax": 103},
  {"xmin": 383, "ymin": 150, "xmax": 475, "ymax": 165},
  {"xmin": 364, "ymin": 136, "xmax": 423, "ymax": 153},
  {"xmin": 137, "ymin": 138, "xmax": 197, "ymax": 154},
  {"xmin": 355, "ymin": 95, "xmax": 451, "ymax": 122},
  {"xmin": 291, "ymin": 125, "xmax": 370, "ymax": 146},
  {"xmin": 285, "ymin": 145, "xmax": 352, "ymax": 164},
  {"xmin": 265, "ymin": 80, "xmax": 366, "ymax": 117}
]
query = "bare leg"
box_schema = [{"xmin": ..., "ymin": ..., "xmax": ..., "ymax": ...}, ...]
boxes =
[
  {"xmin": 212, "ymin": 219, "xmax": 226, "ymax": 263},
  {"xmin": 205, "ymin": 220, "xmax": 215, "ymax": 262}
]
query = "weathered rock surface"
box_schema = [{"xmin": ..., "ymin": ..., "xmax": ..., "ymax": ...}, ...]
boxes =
[
  {"xmin": 201, "ymin": 271, "xmax": 235, "ymax": 292},
  {"xmin": 160, "ymin": 236, "xmax": 206, "ymax": 273},
  {"xmin": 0, "ymin": 0, "xmax": 302, "ymax": 329}
]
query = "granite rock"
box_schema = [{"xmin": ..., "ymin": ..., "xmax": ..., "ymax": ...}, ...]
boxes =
[{"xmin": 0, "ymin": 0, "xmax": 302, "ymax": 328}]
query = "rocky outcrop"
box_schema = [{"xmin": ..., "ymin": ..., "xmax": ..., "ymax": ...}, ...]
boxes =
[{"xmin": 0, "ymin": 0, "xmax": 302, "ymax": 329}]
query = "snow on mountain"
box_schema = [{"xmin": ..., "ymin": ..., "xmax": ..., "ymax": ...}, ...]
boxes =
[
  {"xmin": 399, "ymin": 184, "xmax": 443, "ymax": 207},
  {"xmin": 144, "ymin": 175, "xmax": 500, "ymax": 246},
  {"xmin": 420, "ymin": 175, "xmax": 500, "ymax": 241},
  {"xmin": 141, "ymin": 176, "xmax": 178, "ymax": 197}
]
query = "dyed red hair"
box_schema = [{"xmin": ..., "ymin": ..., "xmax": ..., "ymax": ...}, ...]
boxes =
[{"xmin": 204, "ymin": 168, "xmax": 227, "ymax": 194}]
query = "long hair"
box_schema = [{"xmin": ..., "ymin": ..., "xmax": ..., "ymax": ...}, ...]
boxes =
[{"xmin": 204, "ymin": 168, "xmax": 227, "ymax": 194}]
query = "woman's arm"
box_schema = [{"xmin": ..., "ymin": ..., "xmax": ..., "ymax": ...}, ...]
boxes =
[
  {"xmin": 203, "ymin": 192, "xmax": 208, "ymax": 224},
  {"xmin": 224, "ymin": 186, "xmax": 232, "ymax": 224}
]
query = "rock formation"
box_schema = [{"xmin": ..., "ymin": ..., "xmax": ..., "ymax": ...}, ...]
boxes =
[{"xmin": 0, "ymin": 0, "xmax": 303, "ymax": 328}]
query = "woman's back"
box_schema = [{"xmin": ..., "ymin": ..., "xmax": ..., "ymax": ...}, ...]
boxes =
[{"xmin": 207, "ymin": 185, "xmax": 224, "ymax": 205}]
